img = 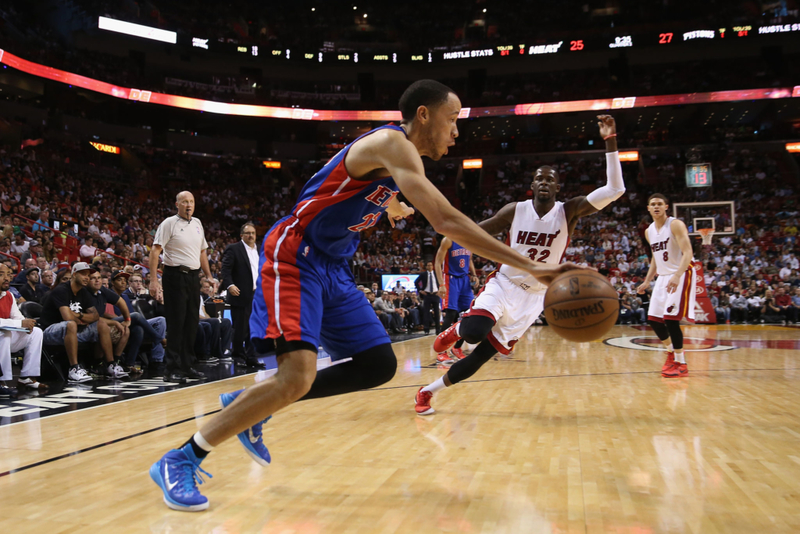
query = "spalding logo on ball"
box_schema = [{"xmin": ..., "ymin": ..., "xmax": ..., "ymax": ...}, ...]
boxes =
[{"xmin": 543, "ymin": 270, "xmax": 620, "ymax": 343}]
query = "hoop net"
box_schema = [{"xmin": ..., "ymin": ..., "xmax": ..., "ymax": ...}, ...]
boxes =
[{"xmin": 698, "ymin": 228, "xmax": 715, "ymax": 246}]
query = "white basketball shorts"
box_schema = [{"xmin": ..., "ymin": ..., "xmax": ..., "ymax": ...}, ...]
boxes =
[
  {"xmin": 647, "ymin": 267, "xmax": 696, "ymax": 323},
  {"xmin": 465, "ymin": 272, "xmax": 545, "ymax": 354}
]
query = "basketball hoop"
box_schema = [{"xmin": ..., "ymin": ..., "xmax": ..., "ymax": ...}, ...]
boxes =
[{"xmin": 698, "ymin": 228, "xmax": 715, "ymax": 246}]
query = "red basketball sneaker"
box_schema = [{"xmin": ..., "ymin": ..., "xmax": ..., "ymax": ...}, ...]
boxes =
[
  {"xmin": 436, "ymin": 352, "xmax": 454, "ymax": 364},
  {"xmin": 662, "ymin": 362, "xmax": 688, "ymax": 378},
  {"xmin": 662, "ymin": 351, "xmax": 675, "ymax": 374},
  {"xmin": 415, "ymin": 387, "xmax": 435, "ymax": 415},
  {"xmin": 433, "ymin": 322, "xmax": 461, "ymax": 353},
  {"xmin": 449, "ymin": 347, "xmax": 466, "ymax": 360}
]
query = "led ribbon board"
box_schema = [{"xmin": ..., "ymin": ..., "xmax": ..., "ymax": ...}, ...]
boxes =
[{"xmin": 0, "ymin": 49, "xmax": 797, "ymax": 121}]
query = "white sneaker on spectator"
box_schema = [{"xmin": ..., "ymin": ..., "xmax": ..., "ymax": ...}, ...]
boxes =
[
  {"xmin": 109, "ymin": 362, "xmax": 129, "ymax": 378},
  {"xmin": 68, "ymin": 365, "xmax": 93, "ymax": 383}
]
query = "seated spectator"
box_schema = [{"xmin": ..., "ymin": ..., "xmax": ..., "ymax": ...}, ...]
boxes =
[
  {"xmin": 628, "ymin": 291, "xmax": 646, "ymax": 324},
  {"xmin": 53, "ymin": 268, "xmax": 72, "ymax": 286},
  {"xmin": 618, "ymin": 288, "xmax": 636, "ymax": 324},
  {"xmin": 11, "ymin": 258, "xmax": 38, "ymax": 286},
  {"xmin": 32, "ymin": 210, "xmax": 49, "ymax": 232},
  {"xmin": 761, "ymin": 290, "xmax": 784, "ymax": 324},
  {"xmin": 80, "ymin": 237, "xmax": 98, "ymax": 261},
  {"xmin": 41, "ymin": 269, "xmax": 54, "ymax": 289},
  {"xmin": 197, "ymin": 279, "xmax": 233, "ymax": 363},
  {"xmin": 400, "ymin": 290, "xmax": 421, "ymax": 329},
  {"xmin": 88, "ymin": 271, "xmax": 134, "ymax": 374},
  {"xmin": 18, "ymin": 268, "xmax": 48, "ymax": 304},
  {"xmin": 20, "ymin": 240, "xmax": 42, "ymax": 265},
  {"xmin": 124, "ymin": 272, "xmax": 148, "ymax": 300},
  {"xmin": 372, "ymin": 291, "xmax": 407, "ymax": 333},
  {"xmin": 364, "ymin": 288, "xmax": 391, "ymax": 331},
  {"xmin": 10, "ymin": 234, "xmax": 29, "ymax": 257},
  {"xmin": 0, "ymin": 264, "xmax": 47, "ymax": 392},
  {"xmin": 39, "ymin": 262, "xmax": 128, "ymax": 383},
  {"xmin": 109, "ymin": 270, "xmax": 166, "ymax": 370},
  {"xmin": 712, "ymin": 293, "xmax": 730, "ymax": 324},
  {"xmin": 746, "ymin": 290, "xmax": 764, "ymax": 324},
  {"xmin": 774, "ymin": 286, "xmax": 796, "ymax": 324}
]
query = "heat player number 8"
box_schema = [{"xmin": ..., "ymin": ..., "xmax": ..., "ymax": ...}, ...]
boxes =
[{"xmin": 663, "ymin": 251, "xmax": 669, "ymax": 262}]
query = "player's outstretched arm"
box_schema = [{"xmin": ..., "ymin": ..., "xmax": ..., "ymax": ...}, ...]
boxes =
[
  {"xmin": 371, "ymin": 130, "xmax": 587, "ymax": 285},
  {"xmin": 564, "ymin": 115, "xmax": 625, "ymax": 222}
]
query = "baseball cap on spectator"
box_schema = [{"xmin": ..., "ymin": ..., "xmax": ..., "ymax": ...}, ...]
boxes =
[
  {"xmin": 71, "ymin": 262, "xmax": 97, "ymax": 275},
  {"xmin": 111, "ymin": 270, "xmax": 130, "ymax": 281},
  {"xmin": 30, "ymin": 240, "xmax": 39, "ymax": 246},
  {"xmin": 23, "ymin": 267, "xmax": 40, "ymax": 277}
]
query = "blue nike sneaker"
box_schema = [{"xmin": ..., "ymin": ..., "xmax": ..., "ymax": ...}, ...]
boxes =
[
  {"xmin": 149, "ymin": 445, "xmax": 213, "ymax": 512},
  {"xmin": 219, "ymin": 388, "xmax": 272, "ymax": 466}
]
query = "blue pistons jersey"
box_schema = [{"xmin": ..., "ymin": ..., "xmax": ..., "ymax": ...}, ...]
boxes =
[
  {"xmin": 442, "ymin": 240, "xmax": 474, "ymax": 312},
  {"xmin": 251, "ymin": 125, "xmax": 405, "ymax": 360},
  {"xmin": 287, "ymin": 125, "xmax": 403, "ymax": 259}
]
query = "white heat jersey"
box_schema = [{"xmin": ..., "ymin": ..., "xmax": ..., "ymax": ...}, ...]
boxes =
[
  {"xmin": 500, "ymin": 200, "xmax": 569, "ymax": 293},
  {"xmin": 647, "ymin": 217, "xmax": 691, "ymax": 275}
]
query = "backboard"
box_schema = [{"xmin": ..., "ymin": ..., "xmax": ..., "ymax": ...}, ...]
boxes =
[{"xmin": 673, "ymin": 201, "xmax": 735, "ymax": 236}]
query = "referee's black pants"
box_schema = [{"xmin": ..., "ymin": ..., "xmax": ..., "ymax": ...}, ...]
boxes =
[{"xmin": 162, "ymin": 266, "xmax": 200, "ymax": 370}]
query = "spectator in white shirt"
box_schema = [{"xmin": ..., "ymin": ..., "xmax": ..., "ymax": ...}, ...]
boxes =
[{"xmin": 80, "ymin": 236, "xmax": 98, "ymax": 260}]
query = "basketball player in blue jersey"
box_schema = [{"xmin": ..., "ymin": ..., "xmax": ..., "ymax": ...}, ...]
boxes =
[
  {"xmin": 434, "ymin": 237, "xmax": 477, "ymax": 362},
  {"xmin": 150, "ymin": 80, "xmax": 586, "ymax": 511},
  {"xmin": 416, "ymin": 115, "xmax": 625, "ymax": 415}
]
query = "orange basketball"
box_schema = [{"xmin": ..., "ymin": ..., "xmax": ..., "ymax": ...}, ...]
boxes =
[{"xmin": 543, "ymin": 270, "xmax": 620, "ymax": 342}]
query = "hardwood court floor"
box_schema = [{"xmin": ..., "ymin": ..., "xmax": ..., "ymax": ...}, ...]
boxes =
[{"xmin": 1, "ymin": 324, "xmax": 800, "ymax": 533}]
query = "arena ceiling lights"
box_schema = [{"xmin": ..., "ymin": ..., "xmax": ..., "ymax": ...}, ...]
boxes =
[
  {"xmin": 0, "ymin": 49, "xmax": 798, "ymax": 122},
  {"xmin": 98, "ymin": 16, "xmax": 177, "ymax": 44}
]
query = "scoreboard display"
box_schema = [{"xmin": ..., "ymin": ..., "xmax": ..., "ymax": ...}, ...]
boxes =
[{"xmin": 686, "ymin": 163, "xmax": 712, "ymax": 188}]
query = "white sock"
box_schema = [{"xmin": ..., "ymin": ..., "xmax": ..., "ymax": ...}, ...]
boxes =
[
  {"xmin": 455, "ymin": 322, "xmax": 461, "ymax": 337},
  {"xmin": 422, "ymin": 376, "xmax": 448, "ymax": 395},
  {"xmin": 193, "ymin": 432, "xmax": 214, "ymax": 452},
  {"xmin": 674, "ymin": 351, "xmax": 686, "ymax": 364}
]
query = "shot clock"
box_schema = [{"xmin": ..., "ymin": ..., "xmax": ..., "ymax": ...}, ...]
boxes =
[{"xmin": 686, "ymin": 163, "xmax": 712, "ymax": 188}]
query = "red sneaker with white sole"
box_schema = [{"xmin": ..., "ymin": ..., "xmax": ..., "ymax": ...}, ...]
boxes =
[
  {"xmin": 433, "ymin": 322, "xmax": 461, "ymax": 353},
  {"xmin": 662, "ymin": 362, "xmax": 688, "ymax": 378},
  {"xmin": 436, "ymin": 352, "xmax": 454, "ymax": 364},
  {"xmin": 449, "ymin": 347, "xmax": 466, "ymax": 360},
  {"xmin": 415, "ymin": 387, "xmax": 435, "ymax": 415},
  {"xmin": 662, "ymin": 351, "xmax": 675, "ymax": 374}
]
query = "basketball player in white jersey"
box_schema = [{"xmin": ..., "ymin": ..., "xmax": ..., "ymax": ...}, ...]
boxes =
[
  {"xmin": 636, "ymin": 193, "xmax": 696, "ymax": 378},
  {"xmin": 415, "ymin": 115, "xmax": 625, "ymax": 415}
]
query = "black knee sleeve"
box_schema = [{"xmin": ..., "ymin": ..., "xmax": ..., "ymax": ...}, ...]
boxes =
[
  {"xmin": 447, "ymin": 340, "xmax": 498, "ymax": 385},
  {"xmin": 665, "ymin": 320, "xmax": 683, "ymax": 350},
  {"xmin": 648, "ymin": 319, "xmax": 670, "ymax": 341},
  {"xmin": 301, "ymin": 343, "xmax": 396, "ymax": 400},
  {"xmin": 459, "ymin": 315, "xmax": 495, "ymax": 344},
  {"xmin": 357, "ymin": 343, "xmax": 398, "ymax": 387}
]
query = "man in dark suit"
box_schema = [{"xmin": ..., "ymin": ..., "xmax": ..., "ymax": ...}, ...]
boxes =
[
  {"xmin": 221, "ymin": 222, "xmax": 266, "ymax": 369},
  {"xmin": 415, "ymin": 261, "xmax": 442, "ymax": 334}
]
